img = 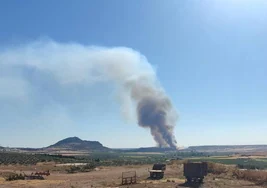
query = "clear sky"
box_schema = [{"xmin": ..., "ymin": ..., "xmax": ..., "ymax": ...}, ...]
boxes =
[{"xmin": 0, "ymin": 0, "xmax": 266, "ymax": 148}]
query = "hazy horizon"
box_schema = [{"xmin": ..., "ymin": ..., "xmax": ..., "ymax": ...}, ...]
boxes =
[
  {"xmin": 1, "ymin": 135, "xmax": 267, "ymax": 149},
  {"xmin": 0, "ymin": 0, "xmax": 266, "ymax": 148}
]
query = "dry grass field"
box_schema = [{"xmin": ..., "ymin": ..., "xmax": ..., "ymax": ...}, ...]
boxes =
[{"xmin": 1, "ymin": 161, "xmax": 267, "ymax": 188}]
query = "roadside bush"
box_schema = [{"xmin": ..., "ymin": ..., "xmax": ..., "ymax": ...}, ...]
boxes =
[
  {"xmin": 82, "ymin": 163, "xmax": 96, "ymax": 171},
  {"xmin": 170, "ymin": 159, "xmax": 188, "ymax": 165},
  {"xmin": 5, "ymin": 173, "xmax": 25, "ymax": 181},
  {"xmin": 207, "ymin": 162, "xmax": 227, "ymax": 175},
  {"xmin": 66, "ymin": 166, "xmax": 81, "ymax": 173},
  {"xmin": 233, "ymin": 169, "xmax": 267, "ymax": 185},
  {"xmin": 237, "ymin": 164, "xmax": 264, "ymax": 170},
  {"xmin": 66, "ymin": 163, "xmax": 96, "ymax": 173}
]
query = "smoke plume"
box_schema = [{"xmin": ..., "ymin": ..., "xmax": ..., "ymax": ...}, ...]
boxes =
[{"xmin": 0, "ymin": 39, "xmax": 178, "ymax": 148}]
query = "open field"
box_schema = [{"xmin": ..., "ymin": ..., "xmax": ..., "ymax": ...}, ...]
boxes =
[
  {"xmin": 1, "ymin": 152, "xmax": 267, "ymax": 188},
  {"xmin": 0, "ymin": 162, "xmax": 266, "ymax": 188}
]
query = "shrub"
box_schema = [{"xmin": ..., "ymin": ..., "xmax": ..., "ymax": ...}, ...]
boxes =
[
  {"xmin": 5, "ymin": 173, "xmax": 25, "ymax": 181},
  {"xmin": 82, "ymin": 163, "xmax": 96, "ymax": 172},
  {"xmin": 66, "ymin": 163, "xmax": 96, "ymax": 173},
  {"xmin": 233, "ymin": 169, "xmax": 267, "ymax": 185},
  {"xmin": 66, "ymin": 166, "xmax": 81, "ymax": 173},
  {"xmin": 207, "ymin": 162, "xmax": 227, "ymax": 175},
  {"xmin": 237, "ymin": 164, "xmax": 264, "ymax": 170}
]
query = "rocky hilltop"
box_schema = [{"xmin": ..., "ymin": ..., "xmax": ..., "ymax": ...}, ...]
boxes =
[{"xmin": 46, "ymin": 136, "xmax": 110, "ymax": 151}]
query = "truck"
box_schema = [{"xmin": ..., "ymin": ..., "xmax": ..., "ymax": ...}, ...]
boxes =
[
  {"xmin": 183, "ymin": 162, "xmax": 208, "ymax": 183},
  {"xmin": 149, "ymin": 163, "xmax": 166, "ymax": 179}
]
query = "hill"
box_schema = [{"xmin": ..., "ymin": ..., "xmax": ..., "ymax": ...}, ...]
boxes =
[{"xmin": 46, "ymin": 137, "xmax": 110, "ymax": 152}]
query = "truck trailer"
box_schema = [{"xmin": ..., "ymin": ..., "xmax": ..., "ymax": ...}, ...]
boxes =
[{"xmin": 183, "ymin": 162, "xmax": 208, "ymax": 183}]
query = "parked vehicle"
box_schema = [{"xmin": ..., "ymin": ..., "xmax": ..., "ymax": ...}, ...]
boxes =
[
  {"xmin": 183, "ymin": 162, "xmax": 208, "ymax": 183},
  {"xmin": 149, "ymin": 163, "xmax": 166, "ymax": 179}
]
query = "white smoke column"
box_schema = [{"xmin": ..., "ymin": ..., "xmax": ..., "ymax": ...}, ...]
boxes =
[{"xmin": 0, "ymin": 39, "xmax": 178, "ymax": 147}]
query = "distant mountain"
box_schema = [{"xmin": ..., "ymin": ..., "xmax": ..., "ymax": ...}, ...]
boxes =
[
  {"xmin": 183, "ymin": 145, "xmax": 267, "ymax": 153},
  {"xmin": 124, "ymin": 145, "xmax": 267, "ymax": 153},
  {"xmin": 3, "ymin": 137, "xmax": 267, "ymax": 154},
  {"xmin": 47, "ymin": 137, "xmax": 110, "ymax": 151}
]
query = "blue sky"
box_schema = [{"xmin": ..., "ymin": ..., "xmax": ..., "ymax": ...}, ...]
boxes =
[{"xmin": 0, "ymin": 0, "xmax": 266, "ymax": 148}]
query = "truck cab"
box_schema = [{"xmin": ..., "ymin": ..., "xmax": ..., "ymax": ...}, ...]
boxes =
[{"xmin": 149, "ymin": 163, "xmax": 166, "ymax": 179}]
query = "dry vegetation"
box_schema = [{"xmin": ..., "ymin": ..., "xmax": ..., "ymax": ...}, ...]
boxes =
[
  {"xmin": 205, "ymin": 162, "xmax": 267, "ymax": 187},
  {"xmin": 233, "ymin": 169, "xmax": 267, "ymax": 186}
]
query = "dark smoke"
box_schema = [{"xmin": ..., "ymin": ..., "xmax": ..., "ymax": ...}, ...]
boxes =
[
  {"xmin": 137, "ymin": 97, "xmax": 177, "ymax": 148},
  {"xmin": 126, "ymin": 77, "xmax": 178, "ymax": 148}
]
